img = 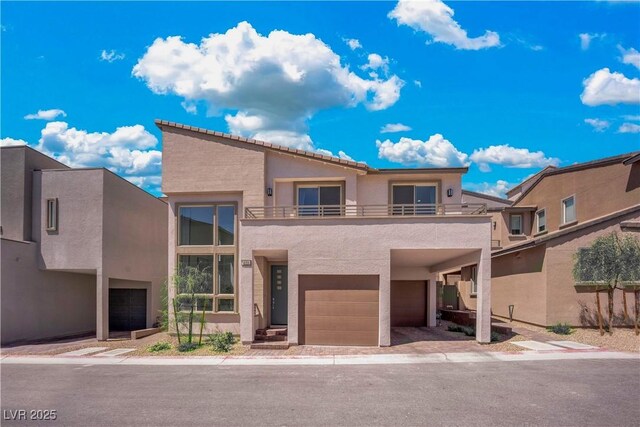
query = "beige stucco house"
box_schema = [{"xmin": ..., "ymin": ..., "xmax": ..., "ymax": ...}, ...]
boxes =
[
  {"xmin": 159, "ymin": 120, "xmax": 493, "ymax": 347},
  {"xmin": 452, "ymin": 152, "xmax": 640, "ymax": 327},
  {"xmin": 1, "ymin": 146, "xmax": 167, "ymax": 344}
]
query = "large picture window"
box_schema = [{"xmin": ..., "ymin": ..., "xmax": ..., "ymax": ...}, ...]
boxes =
[
  {"xmin": 297, "ymin": 184, "xmax": 342, "ymax": 216},
  {"xmin": 391, "ymin": 183, "xmax": 437, "ymax": 215},
  {"xmin": 179, "ymin": 205, "xmax": 235, "ymax": 246},
  {"xmin": 177, "ymin": 254, "xmax": 235, "ymax": 313}
]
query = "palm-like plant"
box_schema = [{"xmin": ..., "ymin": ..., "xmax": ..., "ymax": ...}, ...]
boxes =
[{"xmin": 172, "ymin": 264, "xmax": 212, "ymax": 345}]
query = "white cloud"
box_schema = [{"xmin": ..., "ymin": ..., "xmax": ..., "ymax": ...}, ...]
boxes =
[
  {"xmin": 36, "ymin": 121, "xmax": 161, "ymax": 192},
  {"xmin": 622, "ymin": 114, "xmax": 640, "ymax": 121},
  {"xmin": 24, "ymin": 109, "xmax": 67, "ymax": 121},
  {"xmin": 618, "ymin": 45, "xmax": 640, "ymax": 70},
  {"xmin": 361, "ymin": 53, "xmax": 389, "ymax": 75},
  {"xmin": 381, "ymin": 123, "xmax": 412, "ymax": 133},
  {"xmin": 618, "ymin": 122, "xmax": 640, "ymax": 133},
  {"xmin": 413, "ymin": 80, "xmax": 422, "ymax": 88},
  {"xmin": 0, "ymin": 137, "xmax": 28, "ymax": 147},
  {"xmin": 100, "ymin": 49, "xmax": 125, "ymax": 62},
  {"xmin": 470, "ymin": 145, "xmax": 560, "ymax": 172},
  {"xmin": 376, "ymin": 134, "xmax": 470, "ymax": 167},
  {"xmin": 581, "ymin": 68, "xmax": 640, "ymax": 106},
  {"xmin": 133, "ymin": 21, "xmax": 403, "ymax": 152},
  {"xmin": 465, "ymin": 180, "xmax": 512, "ymax": 198},
  {"xmin": 579, "ymin": 33, "xmax": 605, "ymax": 51},
  {"xmin": 388, "ymin": 0, "xmax": 500, "ymax": 50},
  {"xmin": 584, "ymin": 118, "xmax": 610, "ymax": 132},
  {"xmin": 181, "ymin": 101, "xmax": 197, "ymax": 114},
  {"xmin": 344, "ymin": 38, "xmax": 362, "ymax": 50}
]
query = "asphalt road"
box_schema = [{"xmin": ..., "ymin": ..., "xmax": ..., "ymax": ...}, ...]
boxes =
[{"xmin": 1, "ymin": 359, "xmax": 639, "ymax": 426}]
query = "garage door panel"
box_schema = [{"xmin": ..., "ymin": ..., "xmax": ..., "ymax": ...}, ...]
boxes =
[
  {"xmin": 304, "ymin": 300, "xmax": 379, "ymax": 317},
  {"xmin": 299, "ymin": 275, "xmax": 379, "ymax": 346},
  {"xmin": 305, "ymin": 315, "xmax": 379, "ymax": 332},
  {"xmin": 305, "ymin": 289, "xmax": 379, "ymax": 303}
]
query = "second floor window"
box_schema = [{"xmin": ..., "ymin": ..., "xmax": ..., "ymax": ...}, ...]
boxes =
[
  {"xmin": 510, "ymin": 214, "xmax": 523, "ymax": 235},
  {"xmin": 536, "ymin": 209, "xmax": 546, "ymax": 233},
  {"xmin": 562, "ymin": 196, "xmax": 576, "ymax": 224},
  {"xmin": 392, "ymin": 184, "xmax": 437, "ymax": 215},
  {"xmin": 470, "ymin": 265, "xmax": 478, "ymax": 295},
  {"xmin": 297, "ymin": 184, "xmax": 342, "ymax": 216},
  {"xmin": 179, "ymin": 205, "xmax": 235, "ymax": 246},
  {"xmin": 46, "ymin": 198, "xmax": 58, "ymax": 231}
]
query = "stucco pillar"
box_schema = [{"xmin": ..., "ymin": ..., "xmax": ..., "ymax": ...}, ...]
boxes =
[
  {"xmin": 427, "ymin": 273, "xmax": 438, "ymax": 327},
  {"xmin": 239, "ymin": 253, "xmax": 255, "ymax": 344},
  {"xmin": 475, "ymin": 249, "xmax": 492, "ymax": 343},
  {"xmin": 287, "ymin": 261, "xmax": 299, "ymax": 345},
  {"xmin": 96, "ymin": 269, "xmax": 109, "ymax": 341},
  {"xmin": 379, "ymin": 259, "xmax": 391, "ymax": 346}
]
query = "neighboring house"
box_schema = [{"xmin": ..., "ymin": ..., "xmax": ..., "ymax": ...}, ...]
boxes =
[
  {"xmin": 1, "ymin": 146, "xmax": 167, "ymax": 344},
  {"xmin": 486, "ymin": 152, "xmax": 640, "ymax": 327},
  {"xmin": 158, "ymin": 120, "xmax": 493, "ymax": 347}
]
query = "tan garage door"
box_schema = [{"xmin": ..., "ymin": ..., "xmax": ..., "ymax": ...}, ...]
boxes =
[
  {"xmin": 391, "ymin": 281, "xmax": 427, "ymax": 327},
  {"xmin": 299, "ymin": 275, "xmax": 379, "ymax": 346}
]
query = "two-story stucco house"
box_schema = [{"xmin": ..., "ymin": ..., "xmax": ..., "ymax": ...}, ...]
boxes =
[
  {"xmin": 1, "ymin": 146, "xmax": 167, "ymax": 344},
  {"xmin": 458, "ymin": 152, "xmax": 639, "ymax": 327},
  {"xmin": 158, "ymin": 120, "xmax": 493, "ymax": 347}
]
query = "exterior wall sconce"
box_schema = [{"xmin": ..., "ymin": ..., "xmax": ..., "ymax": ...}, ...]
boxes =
[
  {"xmin": 447, "ymin": 188, "xmax": 453, "ymax": 197},
  {"xmin": 266, "ymin": 187, "xmax": 273, "ymax": 197}
]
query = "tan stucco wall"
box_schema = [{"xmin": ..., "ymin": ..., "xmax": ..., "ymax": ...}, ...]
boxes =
[
  {"xmin": 544, "ymin": 209, "xmax": 640, "ymax": 326},
  {"xmin": 357, "ymin": 172, "xmax": 463, "ymax": 206},
  {"xmin": 491, "ymin": 244, "xmax": 548, "ymax": 325},
  {"xmin": 516, "ymin": 162, "xmax": 640, "ymax": 235},
  {"xmin": 161, "ymin": 128, "xmax": 266, "ymax": 208},
  {"xmin": 458, "ymin": 265, "xmax": 477, "ymax": 311},
  {"xmin": 240, "ymin": 217, "xmax": 492, "ymax": 345},
  {"xmin": 1, "ymin": 239, "xmax": 96, "ymax": 344}
]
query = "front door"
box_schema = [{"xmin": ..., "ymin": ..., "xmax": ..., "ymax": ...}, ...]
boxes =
[{"xmin": 271, "ymin": 265, "xmax": 288, "ymax": 325}]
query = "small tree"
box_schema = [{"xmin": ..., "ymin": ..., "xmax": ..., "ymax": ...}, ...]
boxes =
[
  {"xmin": 573, "ymin": 232, "xmax": 640, "ymax": 335},
  {"xmin": 172, "ymin": 263, "xmax": 212, "ymax": 345}
]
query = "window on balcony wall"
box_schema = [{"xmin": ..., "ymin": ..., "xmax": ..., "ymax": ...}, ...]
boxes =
[
  {"xmin": 536, "ymin": 209, "xmax": 546, "ymax": 233},
  {"xmin": 510, "ymin": 214, "xmax": 523, "ymax": 235},
  {"xmin": 470, "ymin": 265, "xmax": 478, "ymax": 295},
  {"xmin": 46, "ymin": 198, "xmax": 58, "ymax": 231},
  {"xmin": 296, "ymin": 184, "xmax": 342, "ymax": 216},
  {"xmin": 391, "ymin": 183, "xmax": 437, "ymax": 215},
  {"xmin": 562, "ymin": 196, "xmax": 576, "ymax": 224},
  {"xmin": 179, "ymin": 205, "xmax": 235, "ymax": 246}
]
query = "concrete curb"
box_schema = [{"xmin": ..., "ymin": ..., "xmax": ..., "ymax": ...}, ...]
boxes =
[{"xmin": 1, "ymin": 350, "xmax": 638, "ymax": 366}]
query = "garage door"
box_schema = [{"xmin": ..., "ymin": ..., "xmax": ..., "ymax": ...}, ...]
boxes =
[
  {"xmin": 299, "ymin": 275, "xmax": 379, "ymax": 346},
  {"xmin": 109, "ymin": 289, "xmax": 147, "ymax": 331},
  {"xmin": 391, "ymin": 281, "xmax": 427, "ymax": 327}
]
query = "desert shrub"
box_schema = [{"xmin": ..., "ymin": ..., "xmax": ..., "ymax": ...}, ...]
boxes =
[
  {"xmin": 177, "ymin": 342, "xmax": 199, "ymax": 352},
  {"xmin": 447, "ymin": 324, "xmax": 465, "ymax": 333},
  {"xmin": 148, "ymin": 341, "xmax": 171, "ymax": 352},
  {"xmin": 462, "ymin": 326, "xmax": 476, "ymax": 337},
  {"xmin": 548, "ymin": 323, "xmax": 573, "ymax": 335},
  {"xmin": 210, "ymin": 331, "xmax": 235, "ymax": 352},
  {"xmin": 491, "ymin": 332, "xmax": 501, "ymax": 342}
]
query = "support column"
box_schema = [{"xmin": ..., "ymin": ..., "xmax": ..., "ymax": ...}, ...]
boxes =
[
  {"xmin": 239, "ymin": 253, "xmax": 255, "ymax": 344},
  {"xmin": 475, "ymin": 250, "xmax": 492, "ymax": 343},
  {"xmin": 96, "ymin": 268, "xmax": 109, "ymax": 341},
  {"xmin": 379, "ymin": 259, "xmax": 391, "ymax": 346},
  {"xmin": 427, "ymin": 273, "xmax": 438, "ymax": 327},
  {"xmin": 287, "ymin": 263, "xmax": 299, "ymax": 345}
]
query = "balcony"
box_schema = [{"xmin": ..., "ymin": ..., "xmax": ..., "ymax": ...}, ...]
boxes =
[{"xmin": 244, "ymin": 203, "xmax": 487, "ymax": 219}]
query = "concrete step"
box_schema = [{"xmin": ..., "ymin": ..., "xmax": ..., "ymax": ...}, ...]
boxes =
[{"xmin": 250, "ymin": 341, "xmax": 289, "ymax": 350}]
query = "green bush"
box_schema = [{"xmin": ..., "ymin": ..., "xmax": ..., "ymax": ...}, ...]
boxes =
[
  {"xmin": 491, "ymin": 332, "xmax": 501, "ymax": 342},
  {"xmin": 148, "ymin": 341, "xmax": 171, "ymax": 352},
  {"xmin": 462, "ymin": 326, "xmax": 476, "ymax": 337},
  {"xmin": 547, "ymin": 323, "xmax": 573, "ymax": 335},
  {"xmin": 177, "ymin": 342, "xmax": 199, "ymax": 352},
  {"xmin": 447, "ymin": 324, "xmax": 465, "ymax": 333},
  {"xmin": 210, "ymin": 331, "xmax": 235, "ymax": 352}
]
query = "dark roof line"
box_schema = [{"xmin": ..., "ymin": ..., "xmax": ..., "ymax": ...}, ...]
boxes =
[{"xmin": 461, "ymin": 189, "xmax": 513, "ymax": 205}]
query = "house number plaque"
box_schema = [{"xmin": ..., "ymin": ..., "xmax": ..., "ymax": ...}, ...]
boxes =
[{"xmin": 241, "ymin": 259, "xmax": 252, "ymax": 267}]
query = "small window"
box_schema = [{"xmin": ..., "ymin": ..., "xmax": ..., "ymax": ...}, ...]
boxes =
[
  {"xmin": 536, "ymin": 209, "xmax": 546, "ymax": 233},
  {"xmin": 562, "ymin": 196, "xmax": 576, "ymax": 224},
  {"xmin": 470, "ymin": 265, "xmax": 478, "ymax": 295},
  {"xmin": 179, "ymin": 206, "xmax": 214, "ymax": 245},
  {"xmin": 46, "ymin": 198, "xmax": 58, "ymax": 231},
  {"xmin": 510, "ymin": 214, "xmax": 523, "ymax": 235}
]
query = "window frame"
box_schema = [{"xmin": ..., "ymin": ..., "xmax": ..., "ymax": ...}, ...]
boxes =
[
  {"xmin": 176, "ymin": 253, "xmax": 237, "ymax": 314},
  {"xmin": 177, "ymin": 203, "xmax": 237, "ymax": 248},
  {"xmin": 470, "ymin": 264, "xmax": 478, "ymax": 296},
  {"xmin": 294, "ymin": 182, "xmax": 345, "ymax": 216},
  {"xmin": 46, "ymin": 198, "xmax": 58, "ymax": 231},
  {"xmin": 535, "ymin": 208, "xmax": 546, "ymax": 234},
  {"xmin": 561, "ymin": 195, "xmax": 576, "ymax": 225},
  {"xmin": 509, "ymin": 214, "xmax": 523, "ymax": 235},
  {"xmin": 390, "ymin": 181, "xmax": 440, "ymax": 215}
]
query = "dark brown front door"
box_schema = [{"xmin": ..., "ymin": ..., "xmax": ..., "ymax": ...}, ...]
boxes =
[
  {"xmin": 299, "ymin": 275, "xmax": 379, "ymax": 346},
  {"xmin": 391, "ymin": 281, "xmax": 427, "ymax": 327}
]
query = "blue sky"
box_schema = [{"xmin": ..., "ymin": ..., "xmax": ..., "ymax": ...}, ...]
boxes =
[{"xmin": 2, "ymin": 1, "xmax": 640, "ymax": 196}]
